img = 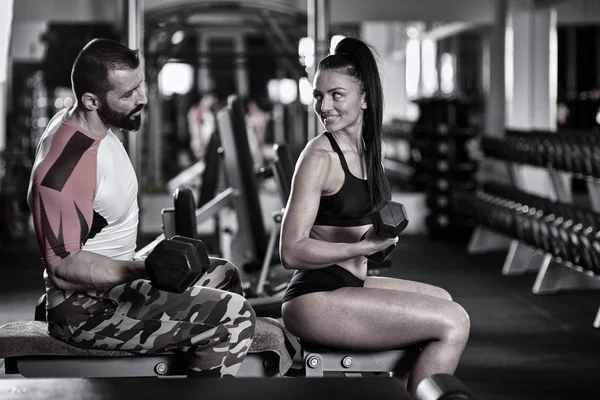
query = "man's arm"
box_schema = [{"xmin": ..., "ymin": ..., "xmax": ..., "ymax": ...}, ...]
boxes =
[
  {"xmin": 47, "ymin": 250, "xmax": 147, "ymax": 291},
  {"xmin": 31, "ymin": 174, "xmax": 146, "ymax": 291}
]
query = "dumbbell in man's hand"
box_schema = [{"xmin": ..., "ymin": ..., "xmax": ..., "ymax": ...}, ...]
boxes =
[
  {"xmin": 145, "ymin": 236, "xmax": 210, "ymax": 293},
  {"xmin": 361, "ymin": 200, "xmax": 409, "ymax": 262}
]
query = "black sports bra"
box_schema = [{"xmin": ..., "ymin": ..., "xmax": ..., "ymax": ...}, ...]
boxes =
[{"xmin": 313, "ymin": 132, "xmax": 375, "ymax": 227}]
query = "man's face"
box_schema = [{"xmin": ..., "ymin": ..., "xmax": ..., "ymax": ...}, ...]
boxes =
[{"xmin": 98, "ymin": 67, "xmax": 147, "ymax": 131}]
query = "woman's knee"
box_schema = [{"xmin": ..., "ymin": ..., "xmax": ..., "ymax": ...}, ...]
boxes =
[
  {"xmin": 431, "ymin": 286, "xmax": 453, "ymax": 301},
  {"xmin": 442, "ymin": 302, "xmax": 470, "ymax": 344}
]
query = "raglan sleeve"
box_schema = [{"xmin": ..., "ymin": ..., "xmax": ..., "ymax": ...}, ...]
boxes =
[{"xmin": 30, "ymin": 164, "xmax": 95, "ymax": 268}]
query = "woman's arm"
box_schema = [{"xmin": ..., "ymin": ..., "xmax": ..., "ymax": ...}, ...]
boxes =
[{"xmin": 279, "ymin": 144, "xmax": 395, "ymax": 270}]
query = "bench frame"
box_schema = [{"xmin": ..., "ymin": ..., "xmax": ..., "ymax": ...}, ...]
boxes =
[
  {"xmin": 4, "ymin": 352, "xmax": 282, "ymax": 378},
  {"xmin": 1, "ymin": 320, "xmax": 419, "ymax": 379},
  {"xmin": 3, "ymin": 347, "xmax": 418, "ymax": 380}
]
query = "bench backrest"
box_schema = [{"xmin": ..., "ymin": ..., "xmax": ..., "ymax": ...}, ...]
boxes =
[
  {"xmin": 272, "ymin": 142, "xmax": 295, "ymax": 204},
  {"xmin": 197, "ymin": 128, "xmax": 223, "ymax": 208},
  {"xmin": 216, "ymin": 95, "xmax": 269, "ymax": 268}
]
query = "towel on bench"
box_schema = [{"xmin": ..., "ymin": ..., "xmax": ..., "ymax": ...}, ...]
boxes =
[{"xmin": 0, "ymin": 317, "xmax": 296, "ymax": 376}]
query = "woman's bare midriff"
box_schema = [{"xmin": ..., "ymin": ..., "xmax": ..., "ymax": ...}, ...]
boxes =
[{"xmin": 310, "ymin": 224, "xmax": 370, "ymax": 280}]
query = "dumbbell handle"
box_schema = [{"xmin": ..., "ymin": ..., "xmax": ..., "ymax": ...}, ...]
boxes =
[
  {"xmin": 145, "ymin": 237, "xmax": 209, "ymax": 293},
  {"xmin": 360, "ymin": 230, "xmax": 397, "ymax": 262}
]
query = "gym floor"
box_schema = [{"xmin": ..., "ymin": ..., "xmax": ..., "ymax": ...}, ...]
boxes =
[{"xmin": 1, "ymin": 234, "xmax": 600, "ymax": 400}]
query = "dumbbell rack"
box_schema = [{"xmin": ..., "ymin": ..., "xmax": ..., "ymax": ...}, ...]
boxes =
[
  {"xmin": 382, "ymin": 121, "xmax": 418, "ymax": 191},
  {"xmin": 468, "ymin": 135, "xmax": 600, "ymax": 328},
  {"xmin": 411, "ymin": 96, "xmax": 481, "ymax": 241}
]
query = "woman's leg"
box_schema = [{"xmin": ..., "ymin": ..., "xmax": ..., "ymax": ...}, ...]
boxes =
[
  {"xmin": 282, "ymin": 287, "xmax": 470, "ymax": 394},
  {"xmin": 365, "ymin": 276, "xmax": 453, "ymax": 300},
  {"xmin": 364, "ymin": 276, "xmax": 467, "ymax": 387}
]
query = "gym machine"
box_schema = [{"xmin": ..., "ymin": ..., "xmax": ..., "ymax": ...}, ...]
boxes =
[{"xmin": 136, "ymin": 95, "xmax": 294, "ymax": 317}]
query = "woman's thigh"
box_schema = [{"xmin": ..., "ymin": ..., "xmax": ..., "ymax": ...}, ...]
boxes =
[
  {"xmin": 282, "ymin": 287, "xmax": 463, "ymax": 351},
  {"xmin": 365, "ymin": 276, "xmax": 452, "ymax": 301}
]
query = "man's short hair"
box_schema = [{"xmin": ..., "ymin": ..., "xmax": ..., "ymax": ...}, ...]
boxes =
[{"xmin": 71, "ymin": 38, "xmax": 140, "ymax": 103}]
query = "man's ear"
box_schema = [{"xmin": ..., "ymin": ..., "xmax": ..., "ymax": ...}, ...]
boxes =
[{"xmin": 81, "ymin": 92, "xmax": 100, "ymax": 111}]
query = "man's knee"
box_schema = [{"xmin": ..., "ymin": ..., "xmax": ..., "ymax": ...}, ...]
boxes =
[
  {"xmin": 223, "ymin": 293, "xmax": 257, "ymax": 343},
  {"xmin": 197, "ymin": 289, "xmax": 255, "ymax": 323},
  {"xmin": 229, "ymin": 292, "xmax": 256, "ymax": 324},
  {"xmin": 200, "ymin": 258, "xmax": 243, "ymax": 293},
  {"xmin": 219, "ymin": 260, "xmax": 242, "ymax": 291}
]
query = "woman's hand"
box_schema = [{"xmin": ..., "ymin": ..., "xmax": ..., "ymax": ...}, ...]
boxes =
[{"xmin": 360, "ymin": 226, "xmax": 399, "ymax": 256}]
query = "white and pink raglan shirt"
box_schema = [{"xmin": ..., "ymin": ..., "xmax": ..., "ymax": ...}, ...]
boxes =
[{"xmin": 27, "ymin": 108, "xmax": 139, "ymax": 309}]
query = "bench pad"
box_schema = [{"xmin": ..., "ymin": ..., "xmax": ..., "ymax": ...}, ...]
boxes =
[{"xmin": 0, "ymin": 317, "xmax": 296, "ymax": 375}]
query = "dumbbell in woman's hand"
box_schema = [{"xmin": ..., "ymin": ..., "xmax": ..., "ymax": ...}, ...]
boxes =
[{"xmin": 361, "ymin": 201, "xmax": 409, "ymax": 262}]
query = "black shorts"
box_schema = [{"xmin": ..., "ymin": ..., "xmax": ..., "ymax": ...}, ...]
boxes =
[{"xmin": 282, "ymin": 265, "xmax": 365, "ymax": 304}]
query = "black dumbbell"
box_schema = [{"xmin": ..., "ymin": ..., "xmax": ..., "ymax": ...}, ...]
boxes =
[
  {"xmin": 145, "ymin": 235, "xmax": 210, "ymax": 293},
  {"xmin": 480, "ymin": 194, "xmax": 517, "ymax": 236},
  {"xmin": 553, "ymin": 205, "xmax": 589, "ymax": 264},
  {"xmin": 547, "ymin": 215, "xmax": 567, "ymax": 259},
  {"xmin": 558, "ymin": 219, "xmax": 578, "ymax": 263},
  {"xmin": 591, "ymin": 146, "xmax": 600, "ymax": 178},
  {"xmin": 591, "ymin": 232, "xmax": 600, "ymax": 275},
  {"xmin": 564, "ymin": 208, "xmax": 598, "ymax": 268},
  {"xmin": 514, "ymin": 204, "xmax": 539, "ymax": 246},
  {"xmin": 362, "ymin": 200, "xmax": 409, "ymax": 262},
  {"xmin": 569, "ymin": 222, "xmax": 588, "ymax": 267},
  {"xmin": 577, "ymin": 226, "xmax": 596, "ymax": 272},
  {"xmin": 528, "ymin": 208, "xmax": 546, "ymax": 249}
]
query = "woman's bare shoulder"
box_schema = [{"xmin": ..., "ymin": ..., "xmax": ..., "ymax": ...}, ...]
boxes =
[{"xmin": 302, "ymin": 134, "xmax": 334, "ymax": 160}]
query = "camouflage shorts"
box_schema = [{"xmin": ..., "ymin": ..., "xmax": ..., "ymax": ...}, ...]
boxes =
[{"xmin": 47, "ymin": 257, "xmax": 256, "ymax": 377}]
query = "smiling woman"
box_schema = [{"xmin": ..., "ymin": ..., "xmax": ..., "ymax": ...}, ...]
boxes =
[
  {"xmin": 279, "ymin": 37, "xmax": 470, "ymax": 396},
  {"xmin": 313, "ymin": 69, "xmax": 367, "ymax": 134}
]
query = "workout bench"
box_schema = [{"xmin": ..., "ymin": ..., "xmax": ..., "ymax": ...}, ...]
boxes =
[
  {"xmin": 0, "ymin": 290, "xmax": 296, "ymax": 378},
  {"xmin": 0, "ymin": 286, "xmax": 419, "ymax": 379},
  {"xmin": 0, "ymin": 257, "xmax": 419, "ymax": 379},
  {"xmin": 0, "ymin": 315, "xmax": 419, "ymax": 379}
]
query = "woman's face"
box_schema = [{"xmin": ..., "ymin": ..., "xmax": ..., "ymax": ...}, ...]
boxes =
[{"xmin": 313, "ymin": 68, "xmax": 366, "ymax": 134}]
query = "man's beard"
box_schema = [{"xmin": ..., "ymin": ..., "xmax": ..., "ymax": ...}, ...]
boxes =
[{"xmin": 97, "ymin": 102, "xmax": 143, "ymax": 131}]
